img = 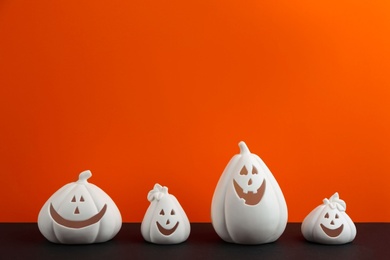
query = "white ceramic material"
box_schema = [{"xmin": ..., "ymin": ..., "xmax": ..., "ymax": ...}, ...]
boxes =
[
  {"xmin": 301, "ymin": 192, "xmax": 356, "ymax": 244},
  {"xmin": 211, "ymin": 141, "xmax": 288, "ymax": 244},
  {"xmin": 38, "ymin": 170, "xmax": 122, "ymax": 244},
  {"xmin": 141, "ymin": 184, "xmax": 190, "ymax": 244}
]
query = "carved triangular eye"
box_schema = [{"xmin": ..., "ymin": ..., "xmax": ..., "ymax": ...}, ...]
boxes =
[
  {"xmin": 324, "ymin": 213, "xmax": 329, "ymax": 218},
  {"xmin": 71, "ymin": 196, "xmax": 76, "ymax": 202},
  {"xmin": 335, "ymin": 214, "xmax": 339, "ymax": 219},
  {"xmin": 252, "ymin": 166, "xmax": 258, "ymax": 174},
  {"xmin": 159, "ymin": 209, "xmax": 165, "ymax": 215},
  {"xmin": 171, "ymin": 209, "xmax": 175, "ymax": 215},
  {"xmin": 80, "ymin": 196, "xmax": 84, "ymax": 202},
  {"xmin": 240, "ymin": 166, "xmax": 248, "ymax": 175}
]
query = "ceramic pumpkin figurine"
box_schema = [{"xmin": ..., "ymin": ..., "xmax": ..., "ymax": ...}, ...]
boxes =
[
  {"xmin": 141, "ymin": 184, "xmax": 190, "ymax": 244},
  {"xmin": 211, "ymin": 141, "xmax": 288, "ymax": 244},
  {"xmin": 38, "ymin": 170, "xmax": 122, "ymax": 244},
  {"xmin": 301, "ymin": 192, "xmax": 356, "ymax": 244}
]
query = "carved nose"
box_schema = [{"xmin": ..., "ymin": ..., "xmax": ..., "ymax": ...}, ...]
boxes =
[
  {"xmin": 74, "ymin": 207, "xmax": 80, "ymax": 214},
  {"xmin": 248, "ymin": 178, "xmax": 253, "ymax": 185},
  {"xmin": 330, "ymin": 220, "xmax": 334, "ymax": 225},
  {"xmin": 166, "ymin": 219, "xmax": 170, "ymax": 225}
]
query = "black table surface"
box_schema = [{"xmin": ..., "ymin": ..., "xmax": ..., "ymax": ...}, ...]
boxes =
[{"xmin": 0, "ymin": 223, "xmax": 389, "ymax": 259}]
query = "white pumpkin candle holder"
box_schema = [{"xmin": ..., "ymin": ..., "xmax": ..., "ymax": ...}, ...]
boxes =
[
  {"xmin": 301, "ymin": 192, "xmax": 357, "ymax": 244},
  {"xmin": 141, "ymin": 184, "xmax": 191, "ymax": 244},
  {"xmin": 211, "ymin": 141, "xmax": 288, "ymax": 244},
  {"xmin": 38, "ymin": 170, "xmax": 122, "ymax": 244}
]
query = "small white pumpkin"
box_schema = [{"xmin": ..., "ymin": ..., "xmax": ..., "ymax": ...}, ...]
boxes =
[
  {"xmin": 211, "ymin": 141, "xmax": 288, "ymax": 244},
  {"xmin": 141, "ymin": 184, "xmax": 190, "ymax": 244},
  {"xmin": 301, "ymin": 192, "xmax": 356, "ymax": 244},
  {"xmin": 38, "ymin": 170, "xmax": 122, "ymax": 244}
]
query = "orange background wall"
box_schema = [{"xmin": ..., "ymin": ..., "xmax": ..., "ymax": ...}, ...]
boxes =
[{"xmin": 1, "ymin": 0, "xmax": 389, "ymax": 222}]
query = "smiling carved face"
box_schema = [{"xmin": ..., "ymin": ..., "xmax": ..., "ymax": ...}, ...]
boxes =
[
  {"xmin": 319, "ymin": 207, "xmax": 344, "ymax": 238},
  {"xmin": 233, "ymin": 164, "xmax": 266, "ymax": 206},
  {"xmin": 38, "ymin": 170, "xmax": 123, "ymax": 244},
  {"xmin": 50, "ymin": 186, "xmax": 107, "ymax": 229},
  {"xmin": 155, "ymin": 206, "xmax": 180, "ymax": 236},
  {"xmin": 141, "ymin": 184, "xmax": 190, "ymax": 244}
]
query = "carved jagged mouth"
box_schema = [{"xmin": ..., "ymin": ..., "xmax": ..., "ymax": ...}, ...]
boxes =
[
  {"xmin": 156, "ymin": 221, "xmax": 179, "ymax": 236},
  {"xmin": 320, "ymin": 223, "xmax": 344, "ymax": 237},
  {"xmin": 233, "ymin": 179, "xmax": 266, "ymax": 206},
  {"xmin": 50, "ymin": 203, "xmax": 107, "ymax": 229}
]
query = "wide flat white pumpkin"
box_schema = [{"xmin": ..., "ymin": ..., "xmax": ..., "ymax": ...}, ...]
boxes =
[
  {"xmin": 301, "ymin": 192, "xmax": 356, "ymax": 244},
  {"xmin": 38, "ymin": 170, "xmax": 122, "ymax": 244}
]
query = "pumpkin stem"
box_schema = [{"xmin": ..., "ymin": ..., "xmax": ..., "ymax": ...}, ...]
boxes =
[
  {"xmin": 239, "ymin": 141, "xmax": 250, "ymax": 154},
  {"xmin": 78, "ymin": 170, "xmax": 92, "ymax": 183}
]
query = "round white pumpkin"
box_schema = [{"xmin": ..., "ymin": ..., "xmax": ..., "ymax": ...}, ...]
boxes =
[
  {"xmin": 141, "ymin": 184, "xmax": 190, "ymax": 244},
  {"xmin": 211, "ymin": 141, "xmax": 288, "ymax": 244},
  {"xmin": 301, "ymin": 192, "xmax": 356, "ymax": 244},
  {"xmin": 38, "ymin": 170, "xmax": 122, "ymax": 244}
]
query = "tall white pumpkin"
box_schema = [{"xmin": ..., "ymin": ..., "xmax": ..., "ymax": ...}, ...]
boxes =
[
  {"xmin": 301, "ymin": 192, "xmax": 356, "ymax": 244},
  {"xmin": 211, "ymin": 141, "xmax": 288, "ymax": 244},
  {"xmin": 38, "ymin": 170, "xmax": 122, "ymax": 244},
  {"xmin": 141, "ymin": 184, "xmax": 190, "ymax": 244}
]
